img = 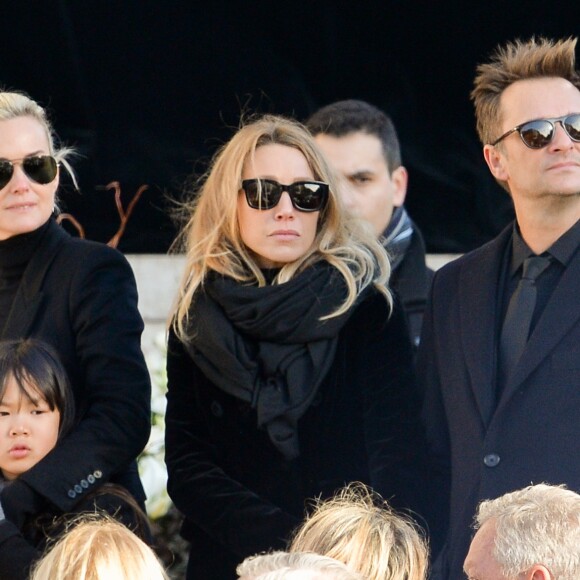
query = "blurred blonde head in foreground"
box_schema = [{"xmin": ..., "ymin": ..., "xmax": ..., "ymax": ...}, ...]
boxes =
[
  {"xmin": 30, "ymin": 514, "xmax": 168, "ymax": 580},
  {"xmin": 237, "ymin": 550, "xmax": 362, "ymax": 580},
  {"xmin": 290, "ymin": 483, "xmax": 428, "ymax": 580}
]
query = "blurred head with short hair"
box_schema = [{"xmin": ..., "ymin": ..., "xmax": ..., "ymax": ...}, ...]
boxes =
[{"xmin": 464, "ymin": 484, "xmax": 580, "ymax": 580}]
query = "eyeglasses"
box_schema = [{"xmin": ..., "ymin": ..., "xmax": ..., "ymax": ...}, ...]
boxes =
[
  {"xmin": 241, "ymin": 178, "xmax": 329, "ymax": 212},
  {"xmin": 491, "ymin": 114, "xmax": 580, "ymax": 149},
  {"xmin": 0, "ymin": 155, "xmax": 59, "ymax": 190}
]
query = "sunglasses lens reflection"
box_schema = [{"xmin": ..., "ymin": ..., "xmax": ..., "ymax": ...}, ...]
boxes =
[
  {"xmin": 244, "ymin": 180, "xmax": 280, "ymax": 209},
  {"xmin": 23, "ymin": 156, "xmax": 58, "ymax": 184},
  {"xmin": 291, "ymin": 183, "xmax": 326, "ymax": 211},
  {"xmin": 0, "ymin": 161, "xmax": 13, "ymax": 189},
  {"xmin": 0, "ymin": 155, "xmax": 58, "ymax": 190},
  {"xmin": 564, "ymin": 114, "xmax": 580, "ymax": 141},
  {"xmin": 520, "ymin": 120, "xmax": 554, "ymax": 148}
]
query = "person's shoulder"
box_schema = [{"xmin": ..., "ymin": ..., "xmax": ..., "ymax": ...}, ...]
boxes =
[
  {"xmin": 356, "ymin": 285, "xmax": 391, "ymax": 312},
  {"xmin": 348, "ymin": 286, "xmax": 402, "ymax": 333},
  {"xmin": 434, "ymin": 225, "xmax": 512, "ymax": 280},
  {"xmin": 55, "ymin": 230, "xmax": 131, "ymax": 271}
]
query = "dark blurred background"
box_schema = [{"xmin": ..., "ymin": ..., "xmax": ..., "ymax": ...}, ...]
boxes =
[{"xmin": 2, "ymin": 1, "xmax": 579, "ymax": 253}]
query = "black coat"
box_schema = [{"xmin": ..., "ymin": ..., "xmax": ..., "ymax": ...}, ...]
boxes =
[
  {"xmin": 418, "ymin": 224, "xmax": 580, "ymax": 579},
  {"xmin": 166, "ymin": 288, "xmax": 427, "ymax": 579},
  {"xmin": 0, "ymin": 220, "xmax": 151, "ymax": 521},
  {"xmin": 389, "ymin": 224, "xmax": 433, "ymax": 349},
  {"xmin": 0, "ymin": 486, "xmax": 148, "ymax": 580}
]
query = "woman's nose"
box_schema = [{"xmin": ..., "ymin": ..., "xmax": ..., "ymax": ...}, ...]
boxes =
[
  {"xmin": 274, "ymin": 191, "xmax": 295, "ymax": 218},
  {"xmin": 7, "ymin": 164, "xmax": 32, "ymax": 192}
]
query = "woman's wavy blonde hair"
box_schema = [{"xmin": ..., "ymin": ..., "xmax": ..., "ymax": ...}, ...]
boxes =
[
  {"xmin": 290, "ymin": 483, "xmax": 429, "ymax": 580},
  {"xmin": 172, "ymin": 114, "xmax": 391, "ymax": 341}
]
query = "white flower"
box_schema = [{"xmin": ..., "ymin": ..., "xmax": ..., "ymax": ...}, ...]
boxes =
[{"xmin": 139, "ymin": 331, "xmax": 172, "ymax": 520}]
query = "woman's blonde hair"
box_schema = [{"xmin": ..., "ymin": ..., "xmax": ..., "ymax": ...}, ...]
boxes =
[
  {"xmin": 290, "ymin": 483, "xmax": 429, "ymax": 580},
  {"xmin": 172, "ymin": 114, "xmax": 391, "ymax": 340},
  {"xmin": 30, "ymin": 514, "xmax": 168, "ymax": 580},
  {"xmin": 0, "ymin": 90, "xmax": 77, "ymax": 189}
]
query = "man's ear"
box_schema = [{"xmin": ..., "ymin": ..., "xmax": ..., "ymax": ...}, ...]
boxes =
[
  {"xmin": 526, "ymin": 564, "xmax": 552, "ymax": 580},
  {"xmin": 391, "ymin": 166, "xmax": 408, "ymax": 207},
  {"xmin": 483, "ymin": 144, "xmax": 509, "ymax": 182}
]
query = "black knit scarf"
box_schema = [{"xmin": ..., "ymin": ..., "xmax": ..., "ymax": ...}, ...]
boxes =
[{"xmin": 185, "ymin": 262, "xmax": 362, "ymax": 460}]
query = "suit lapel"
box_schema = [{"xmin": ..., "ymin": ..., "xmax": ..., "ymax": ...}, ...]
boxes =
[
  {"xmin": 2, "ymin": 220, "xmax": 67, "ymax": 340},
  {"xmin": 503, "ymin": 247, "xmax": 580, "ymax": 394},
  {"xmin": 459, "ymin": 227, "xmax": 511, "ymax": 426}
]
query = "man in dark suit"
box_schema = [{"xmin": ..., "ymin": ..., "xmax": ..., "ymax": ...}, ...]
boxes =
[
  {"xmin": 306, "ymin": 100, "xmax": 432, "ymax": 348},
  {"xmin": 419, "ymin": 37, "xmax": 580, "ymax": 579}
]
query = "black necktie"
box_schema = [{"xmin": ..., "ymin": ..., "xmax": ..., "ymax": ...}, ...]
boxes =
[{"xmin": 499, "ymin": 255, "xmax": 551, "ymax": 386}]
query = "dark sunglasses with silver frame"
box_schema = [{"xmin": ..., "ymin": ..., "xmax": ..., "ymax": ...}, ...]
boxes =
[
  {"xmin": 491, "ymin": 113, "xmax": 580, "ymax": 149},
  {"xmin": 0, "ymin": 155, "xmax": 59, "ymax": 190},
  {"xmin": 241, "ymin": 178, "xmax": 329, "ymax": 212}
]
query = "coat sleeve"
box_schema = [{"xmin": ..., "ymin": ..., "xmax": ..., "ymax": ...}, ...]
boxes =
[
  {"xmin": 0, "ymin": 520, "xmax": 39, "ymax": 580},
  {"xmin": 164, "ymin": 328, "xmax": 299, "ymax": 558},
  {"xmin": 5, "ymin": 246, "xmax": 151, "ymax": 518},
  {"xmin": 353, "ymin": 292, "xmax": 430, "ymax": 517}
]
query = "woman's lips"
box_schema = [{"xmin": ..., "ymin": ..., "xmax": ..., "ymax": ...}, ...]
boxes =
[
  {"xmin": 269, "ymin": 229, "xmax": 299, "ymax": 240},
  {"xmin": 6, "ymin": 202, "xmax": 37, "ymax": 211}
]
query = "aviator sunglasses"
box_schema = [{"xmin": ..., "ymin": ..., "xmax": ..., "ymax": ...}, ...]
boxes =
[
  {"xmin": 241, "ymin": 178, "xmax": 329, "ymax": 212},
  {"xmin": 491, "ymin": 113, "xmax": 580, "ymax": 149},
  {"xmin": 0, "ymin": 155, "xmax": 59, "ymax": 190}
]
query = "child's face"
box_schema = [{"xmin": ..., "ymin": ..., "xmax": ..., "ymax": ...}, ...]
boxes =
[{"xmin": 0, "ymin": 373, "xmax": 60, "ymax": 480}]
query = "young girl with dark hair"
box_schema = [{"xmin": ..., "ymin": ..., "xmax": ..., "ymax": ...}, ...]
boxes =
[{"xmin": 0, "ymin": 339, "xmax": 151, "ymax": 580}]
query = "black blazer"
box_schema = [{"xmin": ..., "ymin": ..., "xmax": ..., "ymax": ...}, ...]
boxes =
[
  {"xmin": 0, "ymin": 220, "xmax": 151, "ymax": 519},
  {"xmin": 166, "ymin": 290, "xmax": 427, "ymax": 580},
  {"xmin": 418, "ymin": 224, "xmax": 580, "ymax": 579}
]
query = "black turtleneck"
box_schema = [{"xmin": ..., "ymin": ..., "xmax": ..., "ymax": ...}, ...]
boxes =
[{"xmin": 0, "ymin": 219, "xmax": 52, "ymax": 333}]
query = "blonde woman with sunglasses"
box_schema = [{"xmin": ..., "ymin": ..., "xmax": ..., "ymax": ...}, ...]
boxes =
[
  {"xmin": 165, "ymin": 114, "xmax": 427, "ymax": 579},
  {"xmin": 0, "ymin": 91, "xmax": 151, "ymax": 542}
]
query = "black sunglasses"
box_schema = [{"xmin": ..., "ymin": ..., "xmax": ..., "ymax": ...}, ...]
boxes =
[
  {"xmin": 0, "ymin": 155, "xmax": 59, "ymax": 190},
  {"xmin": 491, "ymin": 114, "xmax": 580, "ymax": 149},
  {"xmin": 241, "ymin": 178, "xmax": 329, "ymax": 212}
]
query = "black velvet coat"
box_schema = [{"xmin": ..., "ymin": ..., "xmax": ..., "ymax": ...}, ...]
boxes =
[
  {"xmin": 0, "ymin": 220, "xmax": 151, "ymax": 522},
  {"xmin": 165, "ymin": 288, "xmax": 427, "ymax": 579}
]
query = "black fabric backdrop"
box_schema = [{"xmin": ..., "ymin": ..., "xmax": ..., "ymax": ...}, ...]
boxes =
[{"xmin": 2, "ymin": 1, "xmax": 579, "ymax": 253}]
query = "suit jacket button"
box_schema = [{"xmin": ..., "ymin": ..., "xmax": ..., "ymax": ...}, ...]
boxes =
[
  {"xmin": 81, "ymin": 479, "xmax": 89, "ymax": 488},
  {"xmin": 93, "ymin": 470, "xmax": 103, "ymax": 479},
  {"xmin": 87, "ymin": 474, "xmax": 96, "ymax": 484},
  {"xmin": 68, "ymin": 489, "xmax": 77, "ymax": 499},
  {"xmin": 483, "ymin": 453, "xmax": 500, "ymax": 467},
  {"xmin": 74, "ymin": 484, "xmax": 83, "ymax": 494}
]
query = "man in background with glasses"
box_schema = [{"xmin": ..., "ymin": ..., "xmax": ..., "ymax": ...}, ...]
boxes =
[
  {"xmin": 419, "ymin": 36, "xmax": 580, "ymax": 579},
  {"xmin": 306, "ymin": 100, "xmax": 432, "ymax": 350}
]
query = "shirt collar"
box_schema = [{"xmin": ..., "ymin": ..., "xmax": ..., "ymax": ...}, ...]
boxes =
[{"xmin": 510, "ymin": 218, "xmax": 580, "ymax": 275}]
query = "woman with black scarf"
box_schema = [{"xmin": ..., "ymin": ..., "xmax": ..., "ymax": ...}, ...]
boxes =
[{"xmin": 165, "ymin": 115, "xmax": 427, "ymax": 579}]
